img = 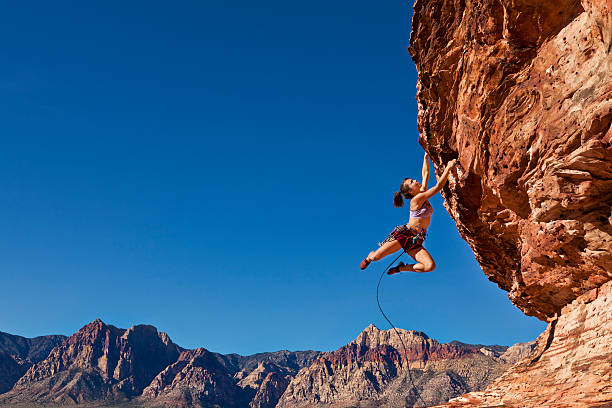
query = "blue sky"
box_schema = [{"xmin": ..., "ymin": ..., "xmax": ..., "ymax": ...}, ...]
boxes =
[{"xmin": 0, "ymin": 1, "xmax": 545, "ymax": 354}]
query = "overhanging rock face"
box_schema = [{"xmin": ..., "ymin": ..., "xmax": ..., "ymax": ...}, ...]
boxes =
[
  {"xmin": 408, "ymin": 0, "xmax": 611, "ymax": 320},
  {"xmin": 408, "ymin": 0, "xmax": 612, "ymax": 405}
]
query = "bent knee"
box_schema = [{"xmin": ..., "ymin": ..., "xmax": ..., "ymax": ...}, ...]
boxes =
[{"xmin": 423, "ymin": 261, "xmax": 436, "ymax": 272}]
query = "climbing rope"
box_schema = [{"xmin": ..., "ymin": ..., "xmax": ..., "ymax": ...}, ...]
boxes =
[{"xmin": 376, "ymin": 253, "xmax": 428, "ymax": 408}]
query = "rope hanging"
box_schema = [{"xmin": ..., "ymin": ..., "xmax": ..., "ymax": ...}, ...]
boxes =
[{"xmin": 376, "ymin": 253, "xmax": 428, "ymax": 408}]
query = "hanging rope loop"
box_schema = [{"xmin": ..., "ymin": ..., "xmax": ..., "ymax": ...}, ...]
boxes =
[{"xmin": 376, "ymin": 253, "xmax": 428, "ymax": 408}]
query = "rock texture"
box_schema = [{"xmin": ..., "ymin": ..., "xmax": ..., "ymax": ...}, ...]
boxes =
[
  {"xmin": 249, "ymin": 372, "xmax": 292, "ymax": 408},
  {"xmin": 408, "ymin": 0, "xmax": 612, "ymax": 404},
  {"xmin": 235, "ymin": 361, "xmax": 293, "ymax": 408},
  {"xmin": 277, "ymin": 324, "xmax": 531, "ymax": 407},
  {"xmin": 409, "ymin": 0, "xmax": 612, "ymax": 320},
  {"xmin": 0, "ymin": 331, "xmax": 66, "ymax": 393},
  {"xmin": 437, "ymin": 280, "xmax": 612, "ymax": 407}
]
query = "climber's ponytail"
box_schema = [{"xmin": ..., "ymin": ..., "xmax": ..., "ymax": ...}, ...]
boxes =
[
  {"xmin": 394, "ymin": 178, "xmax": 415, "ymax": 207},
  {"xmin": 393, "ymin": 191, "xmax": 404, "ymax": 208}
]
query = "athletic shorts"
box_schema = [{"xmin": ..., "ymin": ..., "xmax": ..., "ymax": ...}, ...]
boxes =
[{"xmin": 379, "ymin": 225, "xmax": 426, "ymax": 253}]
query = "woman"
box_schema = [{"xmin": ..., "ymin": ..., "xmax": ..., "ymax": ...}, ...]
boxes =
[{"xmin": 360, "ymin": 153, "xmax": 457, "ymax": 274}]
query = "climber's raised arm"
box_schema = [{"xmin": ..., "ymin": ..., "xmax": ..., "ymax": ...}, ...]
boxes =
[
  {"xmin": 420, "ymin": 152, "xmax": 429, "ymax": 192},
  {"xmin": 413, "ymin": 159, "xmax": 457, "ymax": 204}
]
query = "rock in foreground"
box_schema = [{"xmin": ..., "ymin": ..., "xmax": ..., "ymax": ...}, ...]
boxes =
[{"xmin": 436, "ymin": 280, "xmax": 612, "ymax": 407}]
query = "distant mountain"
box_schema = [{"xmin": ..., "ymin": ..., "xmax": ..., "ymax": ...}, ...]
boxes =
[
  {"xmin": 220, "ymin": 350, "xmax": 321, "ymax": 378},
  {"xmin": 4, "ymin": 319, "xmax": 181, "ymax": 405},
  {"xmin": 228, "ymin": 351, "xmax": 321, "ymax": 408},
  {"xmin": 0, "ymin": 331, "xmax": 66, "ymax": 393},
  {"xmin": 0, "ymin": 320, "xmax": 321, "ymax": 408},
  {"xmin": 0, "ymin": 320, "xmax": 533, "ymax": 407},
  {"xmin": 142, "ymin": 347, "xmax": 250, "ymax": 408},
  {"xmin": 277, "ymin": 324, "xmax": 535, "ymax": 407}
]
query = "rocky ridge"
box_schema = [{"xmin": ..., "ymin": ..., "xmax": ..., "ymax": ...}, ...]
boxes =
[
  {"xmin": 276, "ymin": 324, "xmax": 532, "ymax": 407},
  {"xmin": 5, "ymin": 319, "xmax": 182, "ymax": 404},
  {"xmin": 0, "ymin": 320, "xmax": 530, "ymax": 407},
  {"xmin": 408, "ymin": 0, "xmax": 612, "ymax": 404},
  {"xmin": 0, "ymin": 320, "xmax": 322, "ymax": 408}
]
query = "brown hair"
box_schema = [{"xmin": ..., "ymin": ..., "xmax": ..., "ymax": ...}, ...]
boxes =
[{"xmin": 393, "ymin": 179, "xmax": 414, "ymax": 207}]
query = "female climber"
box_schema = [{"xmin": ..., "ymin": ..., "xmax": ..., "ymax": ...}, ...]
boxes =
[{"xmin": 360, "ymin": 153, "xmax": 457, "ymax": 274}]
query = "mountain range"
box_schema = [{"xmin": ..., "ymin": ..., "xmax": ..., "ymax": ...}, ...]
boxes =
[{"xmin": 0, "ymin": 319, "xmax": 533, "ymax": 407}]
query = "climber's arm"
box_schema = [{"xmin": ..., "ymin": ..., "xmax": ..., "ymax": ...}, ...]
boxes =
[
  {"xmin": 420, "ymin": 152, "xmax": 429, "ymax": 192},
  {"xmin": 413, "ymin": 159, "xmax": 457, "ymax": 204}
]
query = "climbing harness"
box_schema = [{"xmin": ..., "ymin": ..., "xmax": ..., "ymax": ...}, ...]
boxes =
[
  {"xmin": 376, "ymin": 253, "xmax": 428, "ymax": 408},
  {"xmin": 379, "ymin": 225, "xmax": 427, "ymax": 254}
]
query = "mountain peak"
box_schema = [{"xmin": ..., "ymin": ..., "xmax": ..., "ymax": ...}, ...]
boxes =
[
  {"xmin": 12, "ymin": 319, "xmax": 181, "ymax": 400},
  {"xmin": 354, "ymin": 324, "xmax": 430, "ymax": 351},
  {"xmin": 364, "ymin": 323, "xmax": 379, "ymax": 331}
]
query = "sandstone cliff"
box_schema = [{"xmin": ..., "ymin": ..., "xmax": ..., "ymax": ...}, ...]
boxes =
[
  {"xmin": 409, "ymin": 0, "xmax": 611, "ymax": 321},
  {"xmin": 439, "ymin": 280, "xmax": 612, "ymax": 407},
  {"xmin": 408, "ymin": 0, "xmax": 612, "ymax": 404}
]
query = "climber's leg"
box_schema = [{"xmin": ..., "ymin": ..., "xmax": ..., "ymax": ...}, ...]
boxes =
[
  {"xmin": 368, "ymin": 239, "xmax": 403, "ymax": 261},
  {"xmin": 388, "ymin": 246, "xmax": 435, "ymax": 275},
  {"xmin": 361, "ymin": 239, "xmax": 403, "ymax": 269}
]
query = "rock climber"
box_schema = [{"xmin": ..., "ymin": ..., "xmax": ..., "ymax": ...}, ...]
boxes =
[{"xmin": 360, "ymin": 152, "xmax": 457, "ymax": 274}]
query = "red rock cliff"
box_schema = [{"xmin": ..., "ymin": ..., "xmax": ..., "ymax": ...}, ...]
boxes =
[
  {"xmin": 409, "ymin": 0, "xmax": 611, "ymax": 320},
  {"xmin": 408, "ymin": 0, "xmax": 612, "ymax": 405}
]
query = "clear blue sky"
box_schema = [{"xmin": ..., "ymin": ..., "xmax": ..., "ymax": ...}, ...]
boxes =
[{"xmin": 0, "ymin": 0, "xmax": 545, "ymax": 354}]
